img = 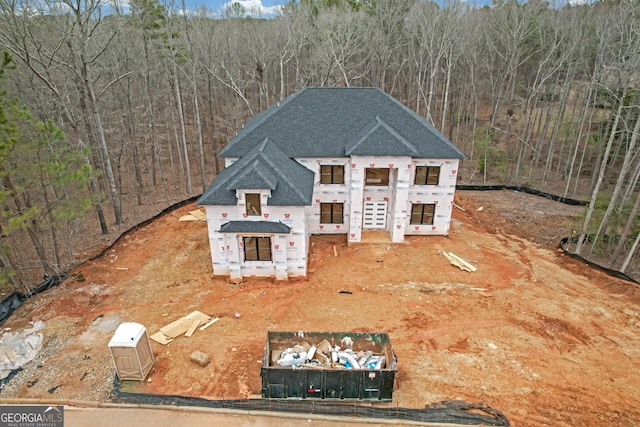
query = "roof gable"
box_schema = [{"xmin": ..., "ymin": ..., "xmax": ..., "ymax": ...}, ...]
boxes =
[
  {"xmin": 345, "ymin": 117, "xmax": 419, "ymax": 156},
  {"xmin": 219, "ymin": 87, "xmax": 466, "ymax": 160},
  {"xmin": 196, "ymin": 139, "xmax": 314, "ymax": 206},
  {"xmin": 226, "ymin": 160, "xmax": 278, "ymax": 190}
]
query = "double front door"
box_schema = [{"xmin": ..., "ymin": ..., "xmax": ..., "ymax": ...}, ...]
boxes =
[{"xmin": 363, "ymin": 201, "xmax": 387, "ymax": 229}]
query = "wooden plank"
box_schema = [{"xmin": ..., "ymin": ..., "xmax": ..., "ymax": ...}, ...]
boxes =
[
  {"xmin": 199, "ymin": 317, "xmax": 220, "ymax": 331},
  {"xmin": 189, "ymin": 209, "xmax": 206, "ymax": 220},
  {"xmin": 448, "ymin": 252, "xmax": 477, "ymax": 272},
  {"xmin": 178, "ymin": 214, "xmax": 197, "ymax": 222},
  {"xmin": 333, "ymin": 246, "xmax": 338, "ymax": 257},
  {"xmin": 150, "ymin": 331, "xmax": 173, "ymax": 345},
  {"xmin": 185, "ymin": 319, "xmax": 201, "ymax": 338},
  {"xmin": 160, "ymin": 311, "xmax": 211, "ymax": 338},
  {"xmin": 160, "ymin": 317, "xmax": 193, "ymax": 338},
  {"xmin": 442, "ymin": 251, "xmax": 456, "ymax": 264},
  {"xmin": 443, "ymin": 252, "xmax": 476, "ymax": 273}
]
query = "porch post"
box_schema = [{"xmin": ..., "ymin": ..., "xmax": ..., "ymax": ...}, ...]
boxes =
[{"xmin": 348, "ymin": 158, "xmax": 364, "ymax": 243}]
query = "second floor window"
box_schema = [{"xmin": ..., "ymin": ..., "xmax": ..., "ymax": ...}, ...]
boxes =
[
  {"xmin": 320, "ymin": 203, "xmax": 344, "ymax": 224},
  {"xmin": 320, "ymin": 165, "xmax": 344, "ymax": 184},
  {"xmin": 365, "ymin": 168, "xmax": 390, "ymax": 186},
  {"xmin": 246, "ymin": 193, "xmax": 261, "ymax": 216},
  {"xmin": 415, "ymin": 166, "xmax": 440, "ymax": 185}
]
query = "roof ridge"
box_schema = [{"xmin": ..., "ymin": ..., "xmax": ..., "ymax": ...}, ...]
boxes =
[
  {"xmin": 375, "ymin": 117, "xmax": 419, "ymax": 156},
  {"xmin": 381, "ymin": 90, "xmax": 463, "ymax": 156},
  {"xmin": 225, "ymin": 158, "xmax": 277, "ymax": 190},
  {"xmin": 258, "ymin": 142, "xmax": 309, "ymax": 203},
  {"xmin": 253, "ymin": 159, "xmax": 279, "ymax": 189},
  {"xmin": 221, "ymin": 92, "xmax": 305, "ymax": 156},
  {"xmin": 345, "ymin": 116, "xmax": 419, "ymax": 156}
]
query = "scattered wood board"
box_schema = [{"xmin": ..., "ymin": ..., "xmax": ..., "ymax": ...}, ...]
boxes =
[
  {"xmin": 178, "ymin": 209, "xmax": 207, "ymax": 222},
  {"xmin": 160, "ymin": 311, "xmax": 211, "ymax": 338},
  {"xmin": 150, "ymin": 331, "xmax": 173, "ymax": 345},
  {"xmin": 150, "ymin": 311, "xmax": 212, "ymax": 345},
  {"xmin": 443, "ymin": 252, "xmax": 477, "ymax": 273},
  {"xmin": 189, "ymin": 209, "xmax": 206, "ymax": 220},
  {"xmin": 199, "ymin": 317, "xmax": 220, "ymax": 331},
  {"xmin": 185, "ymin": 319, "xmax": 201, "ymax": 338}
]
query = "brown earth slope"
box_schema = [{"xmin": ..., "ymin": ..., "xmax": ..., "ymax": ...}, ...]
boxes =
[{"xmin": 1, "ymin": 191, "xmax": 639, "ymax": 427}]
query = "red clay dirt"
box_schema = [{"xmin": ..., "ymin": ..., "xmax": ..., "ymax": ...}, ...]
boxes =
[{"xmin": 2, "ymin": 191, "xmax": 640, "ymax": 427}]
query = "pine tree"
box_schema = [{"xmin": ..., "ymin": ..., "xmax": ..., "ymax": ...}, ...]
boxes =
[{"xmin": 0, "ymin": 52, "xmax": 92, "ymax": 290}]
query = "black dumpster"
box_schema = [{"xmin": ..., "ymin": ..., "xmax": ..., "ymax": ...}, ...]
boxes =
[{"xmin": 261, "ymin": 331, "xmax": 397, "ymax": 401}]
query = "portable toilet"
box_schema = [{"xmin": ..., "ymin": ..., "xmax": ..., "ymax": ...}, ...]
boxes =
[{"xmin": 109, "ymin": 322, "xmax": 154, "ymax": 381}]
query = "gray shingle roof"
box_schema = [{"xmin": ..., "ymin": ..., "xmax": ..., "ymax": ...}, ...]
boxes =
[
  {"xmin": 226, "ymin": 160, "xmax": 278, "ymax": 190},
  {"xmin": 196, "ymin": 139, "xmax": 314, "ymax": 206},
  {"xmin": 219, "ymin": 221, "xmax": 291, "ymax": 234},
  {"xmin": 219, "ymin": 87, "xmax": 466, "ymax": 160},
  {"xmin": 345, "ymin": 117, "xmax": 420, "ymax": 156}
]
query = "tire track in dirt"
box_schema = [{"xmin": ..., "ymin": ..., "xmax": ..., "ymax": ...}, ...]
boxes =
[
  {"xmin": 494, "ymin": 233, "xmax": 538, "ymax": 282},
  {"xmin": 393, "ymin": 319, "xmax": 511, "ymax": 345}
]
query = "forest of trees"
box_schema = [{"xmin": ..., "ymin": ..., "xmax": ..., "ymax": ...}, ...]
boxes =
[{"xmin": 0, "ymin": 0, "xmax": 638, "ymax": 290}]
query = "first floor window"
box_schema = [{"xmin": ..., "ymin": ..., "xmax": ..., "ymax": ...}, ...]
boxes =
[
  {"xmin": 243, "ymin": 236, "xmax": 272, "ymax": 261},
  {"xmin": 410, "ymin": 203, "xmax": 436, "ymax": 225},
  {"xmin": 320, "ymin": 203, "xmax": 344, "ymax": 224},
  {"xmin": 414, "ymin": 166, "xmax": 440, "ymax": 185},
  {"xmin": 320, "ymin": 165, "xmax": 345, "ymax": 184}
]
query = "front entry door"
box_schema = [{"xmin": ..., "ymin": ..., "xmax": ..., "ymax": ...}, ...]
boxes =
[{"xmin": 363, "ymin": 201, "xmax": 387, "ymax": 229}]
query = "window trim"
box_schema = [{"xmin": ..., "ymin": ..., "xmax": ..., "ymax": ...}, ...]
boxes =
[
  {"xmin": 243, "ymin": 236, "xmax": 272, "ymax": 261},
  {"xmin": 320, "ymin": 202, "xmax": 344, "ymax": 224},
  {"xmin": 365, "ymin": 168, "xmax": 390, "ymax": 186},
  {"xmin": 410, "ymin": 203, "xmax": 436, "ymax": 225},
  {"xmin": 320, "ymin": 165, "xmax": 345, "ymax": 184},
  {"xmin": 245, "ymin": 193, "xmax": 262, "ymax": 216},
  {"xmin": 414, "ymin": 166, "xmax": 440, "ymax": 186}
]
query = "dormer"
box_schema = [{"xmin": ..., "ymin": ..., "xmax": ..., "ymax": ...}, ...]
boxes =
[{"xmin": 196, "ymin": 139, "xmax": 314, "ymax": 208}]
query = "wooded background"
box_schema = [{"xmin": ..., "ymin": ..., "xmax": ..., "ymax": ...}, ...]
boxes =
[{"xmin": 0, "ymin": 0, "xmax": 638, "ymax": 291}]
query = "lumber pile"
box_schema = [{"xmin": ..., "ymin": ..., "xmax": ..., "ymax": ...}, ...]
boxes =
[
  {"xmin": 442, "ymin": 252, "xmax": 477, "ymax": 273},
  {"xmin": 178, "ymin": 209, "xmax": 207, "ymax": 222},
  {"xmin": 150, "ymin": 311, "xmax": 219, "ymax": 345}
]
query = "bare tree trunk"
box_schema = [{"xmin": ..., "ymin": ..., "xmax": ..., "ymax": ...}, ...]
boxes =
[
  {"xmin": 589, "ymin": 102, "xmax": 640, "ymax": 255},
  {"xmin": 441, "ymin": 49, "xmax": 452, "ymax": 134},
  {"xmin": 621, "ymin": 231, "xmax": 640, "ymax": 274},
  {"xmin": 572, "ymin": 101, "xmax": 597, "ymax": 196},
  {"xmin": 2, "ymin": 176, "xmax": 55, "ymax": 277},
  {"xmin": 78, "ymin": 138, "xmax": 108, "ymax": 234},
  {"xmin": 575, "ymin": 86, "xmax": 627, "ymax": 255},
  {"xmin": 543, "ymin": 73, "xmax": 574, "ymax": 183},
  {"xmin": 612, "ymin": 189, "xmax": 640, "ymax": 263},
  {"xmin": 192, "ymin": 72, "xmax": 206, "ymax": 192},
  {"xmin": 564, "ymin": 82, "xmax": 595, "ymax": 197},
  {"xmin": 86, "ymin": 80, "xmax": 123, "ymax": 224},
  {"xmin": 125, "ymin": 88, "xmax": 144, "ymax": 205},
  {"xmin": 173, "ymin": 63, "xmax": 192, "ymax": 194},
  {"xmin": 0, "ymin": 245, "xmax": 24, "ymax": 291},
  {"xmin": 37, "ymin": 166, "xmax": 62, "ymax": 272},
  {"xmin": 207, "ymin": 72, "xmax": 220, "ymax": 175}
]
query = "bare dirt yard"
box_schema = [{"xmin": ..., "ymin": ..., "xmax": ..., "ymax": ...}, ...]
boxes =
[{"xmin": 1, "ymin": 190, "xmax": 640, "ymax": 427}]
